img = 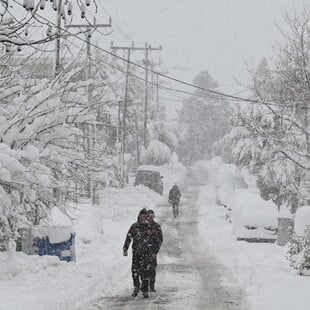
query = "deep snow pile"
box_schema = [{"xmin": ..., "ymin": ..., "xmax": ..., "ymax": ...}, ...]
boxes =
[
  {"xmin": 0, "ymin": 186, "xmax": 163, "ymax": 310},
  {"xmin": 0, "ymin": 161, "xmax": 185, "ymax": 310},
  {"xmin": 196, "ymin": 158, "xmax": 310, "ymax": 310}
]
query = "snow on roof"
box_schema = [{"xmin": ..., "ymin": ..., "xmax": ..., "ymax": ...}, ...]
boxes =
[
  {"xmin": 233, "ymin": 195, "xmax": 278, "ymax": 232},
  {"xmin": 137, "ymin": 165, "xmax": 162, "ymax": 173},
  {"xmin": 294, "ymin": 205, "xmax": 310, "ymax": 236}
]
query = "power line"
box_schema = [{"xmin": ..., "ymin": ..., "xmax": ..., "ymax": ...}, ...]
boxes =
[
  {"xmin": 57, "ymin": 27, "xmax": 310, "ymax": 110},
  {"xmin": 65, "ymin": 35, "xmax": 310, "ymax": 111},
  {"xmin": 10, "ymin": 0, "xmax": 310, "ymax": 111}
]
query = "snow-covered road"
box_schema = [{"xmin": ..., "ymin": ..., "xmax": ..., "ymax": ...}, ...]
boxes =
[{"xmin": 89, "ymin": 171, "xmax": 247, "ymax": 309}]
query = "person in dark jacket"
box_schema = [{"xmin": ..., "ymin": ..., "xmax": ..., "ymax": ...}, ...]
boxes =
[
  {"xmin": 146, "ymin": 209, "xmax": 163, "ymax": 292},
  {"xmin": 168, "ymin": 184, "xmax": 181, "ymax": 203},
  {"xmin": 123, "ymin": 208, "xmax": 152, "ymax": 298}
]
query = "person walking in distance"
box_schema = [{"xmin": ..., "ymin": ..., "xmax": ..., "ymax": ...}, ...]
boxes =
[
  {"xmin": 146, "ymin": 209, "xmax": 163, "ymax": 292},
  {"xmin": 169, "ymin": 184, "xmax": 181, "ymax": 217},
  {"xmin": 123, "ymin": 208, "xmax": 152, "ymax": 298}
]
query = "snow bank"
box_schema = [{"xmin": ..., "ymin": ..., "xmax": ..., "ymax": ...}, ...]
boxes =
[
  {"xmin": 0, "ymin": 161, "xmax": 187, "ymax": 310},
  {"xmin": 0, "ymin": 251, "xmax": 62, "ymax": 280},
  {"xmin": 196, "ymin": 159, "xmax": 310, "ymax": 310}
]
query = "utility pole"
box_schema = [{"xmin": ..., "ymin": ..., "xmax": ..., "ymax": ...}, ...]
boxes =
[
  {"xmin": 148, "ymin": 59, "xmax": 161, "ymax": 102},
  {"xmin": 55, "ymin": 0, "xmax": 63, "ymax": 76},
  {"xmin": 155, "ymin": 69, "xmax": 169, "ymax": 116},
  {"xmin": 110, "ymin": 42, "xmax": 146, "ymax": 186},
  {"xmin": 66, "ymin": 18, "xmax": 112, "ymax": 202},
  {"xmin": 143, "ymin": 44, "xmax": 162, "ymax": 148},
  {"xmin": 111, "ymin": 42, "xmax": 134, "ymax": 188},
  {"xmin": 66, "ymin": 17, "xmax": 112, "ymax": 94},
  {"xmin": 109, "ymin": 42, "xmax": 161, "ymax": 186}
]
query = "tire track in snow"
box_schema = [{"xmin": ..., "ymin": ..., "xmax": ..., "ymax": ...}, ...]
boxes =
[{"xmin": 88, "ymin": 169, "xmax": 248, "ymax": 309}]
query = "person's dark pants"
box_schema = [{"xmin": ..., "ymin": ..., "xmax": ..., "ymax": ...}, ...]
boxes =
[
  {"xmin": 149, "ymin": 255, "xmax": 157, "ymax": 289},
  {"xmin": 131, "ymin": 252, "xmax": 150, "ymax": 292}
]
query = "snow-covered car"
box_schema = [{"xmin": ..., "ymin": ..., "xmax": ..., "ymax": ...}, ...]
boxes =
[
  {"xmin": 227, "ymin": 189, "xmax": 260, "ymax": 222},
  {"xmin": 232, "ymin": 195, "xmax": 278, "ymax": 243},
  {"xmin": 134, "ymin": 166, "xmax": 164, "ymax": 195},
  {"xmin": 214, "ymin": 164, "xmax": 239, "ymax": 186},
  {"xmin": 215, "ymin": 173, "xmax": 248, "ymax": 208}
]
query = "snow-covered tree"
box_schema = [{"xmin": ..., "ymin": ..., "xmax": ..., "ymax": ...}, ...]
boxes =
[
  {"xmin": 0, "ymin": 0, "xmax": 96, "ymax": 50},
  {"xmin": 0, "ymin": 49, "xmax": 121, "ymax": 250},
  {"xmin": 143, "ymin": 140, "xmax": 171, "ymax": 166},
  {"xmin": 178, "ymin": 71, "xmax": 231, "ymax": 164},
  {"xmin": 214, "ymin": 10, "xmax": 310, "ymax": 212}
]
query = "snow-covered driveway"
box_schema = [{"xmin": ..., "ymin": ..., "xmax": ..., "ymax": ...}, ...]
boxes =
[{"xmin": 89, "ymin": 172, "xmax": 247, "ymax": 309}]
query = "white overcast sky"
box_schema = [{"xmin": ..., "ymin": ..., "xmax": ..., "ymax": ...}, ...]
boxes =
[{"xmin": 96, "ymin": 0, "xmax": 307, "ymax": 93}]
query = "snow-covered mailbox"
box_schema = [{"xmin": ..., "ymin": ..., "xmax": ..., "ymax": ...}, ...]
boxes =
[{"xmin": 32, "ymin": 207, "xmax": 76, "ymax": 262}]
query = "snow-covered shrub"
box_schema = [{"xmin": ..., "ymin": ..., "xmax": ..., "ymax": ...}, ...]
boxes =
[
  {"xmin": 0, "ymin": 52, "xmax": 121, "ymax": 250},
  {"xmin": 300, "ymin": 228, "xmax": 310, "ymax": 275},
  {"xmin": 144, "ymin": 140, "xmax": 171, "ymax": 166},
  {"xmin": 287, "ymin": 232, "xmax": 306, "ymax": 271},
  {"xmin": 287, "ymin": 206, "xmax": 310, "ymax": 274}
]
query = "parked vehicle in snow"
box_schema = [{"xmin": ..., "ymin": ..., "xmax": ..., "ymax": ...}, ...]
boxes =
[
  {"xmin": 214, "ymin": 165, "xmax": 248, "ymax": 208},
  {"xmin": 226, "ymin": 189, "xmax": 260, "ymax": 222},
  {"xmin": 232, "ymin": 195, "xmax": 278, "ymax": 243},
  {"xmin": 134, "ymin": 166, "xmax": 164, "ymax": 195},
  {"xmin": 215, "ymin": 177, "xmax": 248, "ymax": 208},
  {"xmin": 20, "ymin": 207, "xmax": 76, "ymax": 262}
]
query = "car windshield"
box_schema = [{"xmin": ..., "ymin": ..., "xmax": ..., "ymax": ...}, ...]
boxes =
[{"xmin": 137, "ymin": 170, "xmax": 160, "ymax": 182}]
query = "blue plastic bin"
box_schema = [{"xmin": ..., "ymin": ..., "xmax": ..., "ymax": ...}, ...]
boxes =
[{"xmin": 34, "ymin": 233, "xmax": 76, "ymax": 262}]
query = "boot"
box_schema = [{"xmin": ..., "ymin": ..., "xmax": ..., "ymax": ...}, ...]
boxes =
[
  {"xmin": 150, "ymin": 280, "xmax": 156, "ymax": 292},
  {"xmin": 143, "ymin": 292, "xmax": 149, "ymax": 298},
  {"xmin": 132, "ymin": 287, "xmax": 139, "ymax": 297}
]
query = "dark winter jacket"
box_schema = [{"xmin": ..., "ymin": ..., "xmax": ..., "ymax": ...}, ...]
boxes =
[
  {"xmin": 169, "ymin": 185, "xmax": 181, "ymax": 202},
  {"xmin": 148, "ymin": 221, "xmax": 163, "ymax": 254},
  {"xmin": 123, "ymin": 222, "xmax": 152, "ymax": 255}
]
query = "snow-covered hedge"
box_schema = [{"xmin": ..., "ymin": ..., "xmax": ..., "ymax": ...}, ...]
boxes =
[{"xmin": 287, "ymin": 206, "xmax": 310, "ymax": 274}]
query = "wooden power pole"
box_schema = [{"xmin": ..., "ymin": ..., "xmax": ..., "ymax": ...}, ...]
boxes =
[
  {"xmin": 143, "ymin": 44, "xmax": 162, "ymax": 148},
  {"xmin": 110, "ymin": 42, "xmax": 162, "ymax": 186},
  {"xmin": 67, "ymin": 18, "xmax": 112, "ymax": 202}
]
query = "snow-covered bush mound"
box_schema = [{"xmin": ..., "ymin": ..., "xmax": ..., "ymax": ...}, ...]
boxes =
[{"xmin": 0, "ymin": 251, "xmax": 62, "ymax": 280}]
